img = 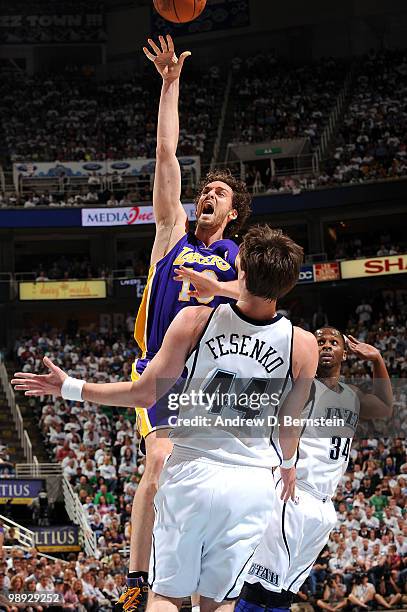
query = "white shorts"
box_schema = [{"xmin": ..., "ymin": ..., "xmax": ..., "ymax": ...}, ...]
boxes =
[
  {"xmin": 246, "ymin": 474, "xmax": 337, "ymax": 594},
  {"xmin": 149, "ymin": 448, "xmax": 275, "ymax": 602}
]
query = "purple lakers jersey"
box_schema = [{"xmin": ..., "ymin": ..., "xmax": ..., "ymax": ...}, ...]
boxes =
[{"xmin": 134, "ymin": 232, "xmax": 238, "ymax": 359}]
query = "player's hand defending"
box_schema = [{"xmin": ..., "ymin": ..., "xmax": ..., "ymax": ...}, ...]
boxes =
[
  {"xmin": 11, "ymin": 357, "xmax": 67, "ymax": 397},
  {"xmin": 143, "ymin": 35, "xmax": 191, "ymax": 82},
  {"xmin": 280, "ymin": 466, "xmax": 296, "ymax": 502},
  {"xmin": 346, "ymin": 335, "xmax": 381, "ymax": 362},
  {"xmin": 174, "ymin": 266, "xmax": 221, "ymax": 299}
]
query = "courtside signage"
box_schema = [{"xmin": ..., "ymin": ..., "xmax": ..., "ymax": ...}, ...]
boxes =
[
  {"xmin": 81, "ymin": 204, "xmax": 196, "ymax": 227},
  {"xmin": 19, "ymin": 280, "xmax": 106, "ymax": 300},
  {"xmin": 341, "ymin": 254, "xmax": 407, "ymax": 279}
]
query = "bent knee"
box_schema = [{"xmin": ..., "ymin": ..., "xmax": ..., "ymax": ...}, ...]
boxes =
[{"xmin": 144, "ymin": 434, "xmax": 173, "ymax": 476}]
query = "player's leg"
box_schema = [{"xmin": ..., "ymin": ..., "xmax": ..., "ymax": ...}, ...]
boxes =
[
  {"xmin": 236, "ymin": 477, "xmax": 296, "ymax": 612},
  {"xmin": 199, "ymin": 597, "xmax": 235, "ymax": 612},
  {"xmin": 116, "ymin": 424, "xmax": 172, "ymax": 612},
  {"xmin": 129, "ymin": 429, "xmax": 173, "ymax": 572},
  {"xmin": 191, "ymin": 592, "xmax": 201, "ymax": 612},
  {"xmin": 198, "ymin": 464, "xmax": 275, "ymax": 606},
  {"xmin": 146, "ymin": 592, "xmax": 183, "ymax": 612}
]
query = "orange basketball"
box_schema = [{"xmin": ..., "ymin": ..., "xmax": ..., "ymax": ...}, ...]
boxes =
[{"xmin": 153, "ymin": 0, "xmax": 207, "ymax": 24}]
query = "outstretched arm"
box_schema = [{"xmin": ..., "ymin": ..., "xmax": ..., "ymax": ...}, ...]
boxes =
[
  {"xmin": 347, "ymin": 335, "xmax": 393, "ymax": 419},
  {"xmin": 143, "ymin": 35, "xmax": 192, "ymax": 266},
  {"xmin": 12, "ymin": 307, "xmax": 211, "ymax": 408}
]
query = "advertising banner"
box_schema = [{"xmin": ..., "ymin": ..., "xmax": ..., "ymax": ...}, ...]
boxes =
[
  {"xmin": 33, "ymin": 526, "xmax": 80, "ymax": 552},
  {"xmin": 341, "ymin": 255, "xmax": 407, "ymax": 280},
  {"xmin": 115, "ymin": 277, "xmax": 147, "ymax": 299},
  {"xmin": 82, "ymin": 203, "xmax": 196, "ymax": 227},
  {"xmin": 0, "ymin": 479, "xmax": 44, "ymax": 504},
  {"xmin": 314, "ymin": 262, "xmax": 341, "ymax": 282},
  {"xmin": 298, "ymin": 265, "xmax": 315, "ymax": 284},
  {"xmin": 19, "ymin": 280, "xmax": 106, "ymax": 301},
  {"xmin": 14, "ymin": 156, "xmax": 200, "ymax": 180}
]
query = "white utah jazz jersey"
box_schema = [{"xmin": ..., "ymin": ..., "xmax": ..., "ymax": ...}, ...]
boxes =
[
  {"xmin": 295, "ymin": 378, "xmax": 360, "ymax": 497},
  {"xmin": 170, "ymin": 303, "xmax": 293, "ymax": 468}
]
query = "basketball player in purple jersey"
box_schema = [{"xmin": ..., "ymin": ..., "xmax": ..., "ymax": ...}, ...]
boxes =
[{"xmin": 118, "ymin": 35, "xmax": 251, "ymax": 610}]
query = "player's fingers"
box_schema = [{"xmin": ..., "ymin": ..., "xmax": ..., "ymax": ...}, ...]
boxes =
[
  {"xmin": 158, "ymin": 35, "xmax": 168, "ymax": 53},
  {"xmin": 12, "ymin": 372, "xmax": 38, "ymax": 379},
  {"xmin": 166, "ymin": 34, "xmax": 174, "ymax": 53},
  {"xmin": 187, "ymin": 291, "xmax": 199, "ymax": 298},
  {"xmin": 348, "ymin": 335, "xmax": 359, "ymax": 344},
  {"xmin": 143, "ymin": 47, "xmax": 156, "ymax": 62},
  {"xmin": 25, "ymin": 390, "xmax": 44, "ymax": 396},
  {"xmin": 178, "ymin": 51, "xmax": 191, "ymax": 68},
  {"xmin": 13, "ymin": 385, "xmax": 32, "ymax": 391},
  {"xmin": 147, "ymin": 38, "xmax": 161, "ymax": 55}
]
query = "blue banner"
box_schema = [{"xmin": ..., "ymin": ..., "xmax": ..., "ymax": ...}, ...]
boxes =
[
  {"xmin": 0, "ymin": 208, "xmax": 80, "ymax": 228},
  {"xmin": 0, "ymin": 479, "xmax": 44, "ymax": 504},
  {"xmin": 151, "ymin": 0, "xmax": 250, "ymax": 36},
  {"xmin": 298, "ymin": 265, "xmax": 315, "ymax": 284},
  {"xmin": 33, "ymin": 526, "xmax": 80, "ymax": 552}
]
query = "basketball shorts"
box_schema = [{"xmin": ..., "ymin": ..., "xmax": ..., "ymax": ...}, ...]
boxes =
[
  {"xmin": 245, "ymin": 471, "xmax": 337, "ymax": 594},
  {"xmin": 149, "ymin": 446, "xmax": 276, "ymax": 602},
  {"xmin": 132, "ymin": 358, "xmax": 186, "ymax": 442}
]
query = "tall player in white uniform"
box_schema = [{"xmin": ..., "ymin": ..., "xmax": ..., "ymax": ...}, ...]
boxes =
[
  {"xmin": 237, "ymin": 327, "xmax": 393, "ymax": 612},
  {"xmin": 12, "ymin": 225, "xmax": 319, "ymax": 612}
]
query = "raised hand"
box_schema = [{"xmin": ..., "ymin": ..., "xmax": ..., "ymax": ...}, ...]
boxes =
[
  {"xmin": 346, "ymin": 335, "xmax": 381, "ymax": 362},
  {"xmin": 11, "ymin": 356, "xmax": 68, "ymax": 397},
  {"xmin": 143, "ymin": 34, "xmax": 191, "ymax": 82},
  {"xmin": 174, "ymin": 266, "xmax": 220, "ymax": 300}
]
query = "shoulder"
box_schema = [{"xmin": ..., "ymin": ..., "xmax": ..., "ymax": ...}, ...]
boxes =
[
  {"xmin": 292, "ymin": 327, "xmax": 318, "ymax": 378},
  {"xmin": 172, "ymin": 305, "xmax": 214, "ymax": 335}
]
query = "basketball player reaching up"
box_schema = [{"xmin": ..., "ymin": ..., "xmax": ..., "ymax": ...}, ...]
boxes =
[
  {"xmin": 237, "ymin": 327, "xmax": 393, "ymax": 612},
  {"xmin": 12, "ymin": 225, "xmax": 318, "ymax": 612},
  {"xmin": 122, "ymin": 34, "xmax": 250, "ymax": 610}
]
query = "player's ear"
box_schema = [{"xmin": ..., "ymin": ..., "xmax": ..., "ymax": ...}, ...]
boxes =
[
  {"xmin": 342, "ymin": 349, "xmax": 347, "ymax": 361},
  {"xmin": 228, "ymin": 209, "xmax": 238, "ymax": 220}
]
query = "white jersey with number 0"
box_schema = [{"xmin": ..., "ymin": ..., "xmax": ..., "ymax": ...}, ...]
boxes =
[{"xmin": 170, "ymin": 303, "xmax": 293, "ymax": 468}]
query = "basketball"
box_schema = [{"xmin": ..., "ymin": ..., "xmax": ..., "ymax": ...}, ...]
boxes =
[{"xmin": 153, "ymin": 0, "xmax": 207, "ymax": 23}]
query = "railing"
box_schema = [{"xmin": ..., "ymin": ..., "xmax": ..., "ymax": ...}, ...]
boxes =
[
  {"xmin": 0, "ymin": 514, "xmax": 35, "ymax": 548},
  {"xmin": 62, "ymin": 475, "xmax": 97, "ymax": 558},
  {"xmin": 211, "ymin": 70, "xmax": 233, "ymax": 169},
  {"xmin": 16, "ymin": 463, "xmax": 62, "ymax": 478},
  {"xmin": 313, "ymin": 68, "xmax": 353, "ymax": 170},
  {"xmin": 0, "ymin": 165, "xmax": 5, "ymax": 193},
  {"xmin": 0, "ymin": 360, "xmax": 34, "ymax": 464}
]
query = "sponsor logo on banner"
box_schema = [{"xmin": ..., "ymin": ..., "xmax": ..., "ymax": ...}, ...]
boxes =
[
  {"xmin": 0, "ymin": 479, "xmax": 44, "ymax": 504},
  {"xmin": 19, "ymin": 280, "xmax": 106, "ymax": 300},
  {"xmin": 298, "ymin": 265, "xmax": 314, "ymax": 284},
  {"xmin": 82, "ymin": 204, "xmax": 196, "ymax": 227},
  {"xmin": 314, "ymin": 262, "xmax": 341, "ymax": 282},
  {"xmin": 34, "ymin": 526, "xmax": 80, "ymax": 552},
  {"xmin": 341, "ymin": 254, "xmax": 407, "ymax": 279}
]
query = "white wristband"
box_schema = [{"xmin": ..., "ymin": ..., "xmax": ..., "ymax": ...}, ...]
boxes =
[
  {"xmin": 61, "ymin": 376, "xmax": 85, "ymax": 402},
  {"xmin": 281, "ymin": 454, "xmax": 296, "ymax": 469}
]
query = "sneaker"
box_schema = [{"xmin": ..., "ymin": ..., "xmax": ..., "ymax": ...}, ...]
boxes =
[{"xmin": 115, "ymin": 585, "xmax": 146, "ymax": 612}]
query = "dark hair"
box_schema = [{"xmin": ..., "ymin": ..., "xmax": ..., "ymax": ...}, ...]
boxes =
[
  {"xmin": 239, "ymin": 225, "xmax": 303, "ymax": 301},
  {"xmin": 195, "ymin": 169, "xmax": 251, "ymax": 237}
]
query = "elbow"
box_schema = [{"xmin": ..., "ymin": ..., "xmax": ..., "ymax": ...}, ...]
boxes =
[{"xmin": 156, "ymin": 141, "xmax": 175, "ymax": 159}]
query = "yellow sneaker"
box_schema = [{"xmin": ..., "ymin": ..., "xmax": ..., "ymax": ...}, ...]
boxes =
[{"xmin": 115, "ymin": 586, "xmax": 143, "ymax": 612}]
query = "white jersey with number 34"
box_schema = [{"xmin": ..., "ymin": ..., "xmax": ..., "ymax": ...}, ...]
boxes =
[{"xmin": 295, "ymin": 378, "xmax": 360, "ymax": 497}]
